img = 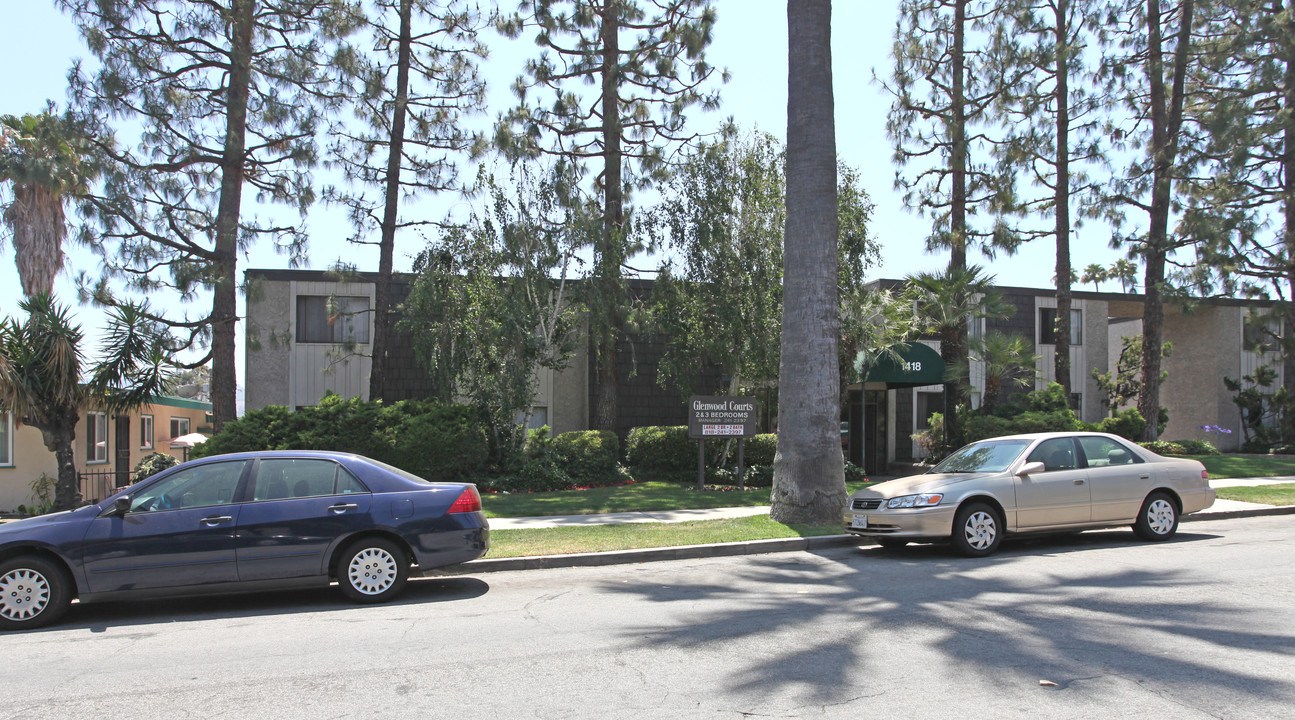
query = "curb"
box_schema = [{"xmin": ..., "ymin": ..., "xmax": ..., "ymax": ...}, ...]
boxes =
[
  {"xmin": 440, "ymin": 505, "xmax": 1295, "ymax": 575},
  {"xmin": 435, "ymin": 534, "xmax": 869, "ymax": 574}
]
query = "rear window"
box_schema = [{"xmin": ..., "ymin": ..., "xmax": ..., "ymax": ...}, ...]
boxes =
[{"xmin": 363, "ymin": 458, "xmax": 435, "ymax": 485}]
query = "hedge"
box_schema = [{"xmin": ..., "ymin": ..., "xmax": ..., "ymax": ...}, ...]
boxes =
[{"xmin": 626, "ymin": 426, "xmax": 776, "ymax": 475}]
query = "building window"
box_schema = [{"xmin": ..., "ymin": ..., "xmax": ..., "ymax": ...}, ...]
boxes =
[
  {"xmin": 296, "ymin": 295, "xmax": 370, "ymax": 344},
  {"xmin": 915, "ymin": 391, "xmax": 943, "ymax": 430},
  {"xmin": 170, "ymin": 416, "xmax": 191, "ymax": 442},
  {"xmin": 140, "ymin": 414, "xmax": 154, "ymax": 450},
  {"xmin": 1039, "ymin": 307, "xmax": 1082, "ymax": 345},
  {"xmin": 87, "ymin": 411, "xmax": 108, "ymax": 464},
  {"xmin": 515, "ymin": 407, "xmax": 549, "ymax": 430},
  {"xmin": 1243, "ymin": 317, "xmax": 1281, "ymax": 353},
  {"xmin": 0, "ymin": 411, "xmax": 12, "ymax": 467}
]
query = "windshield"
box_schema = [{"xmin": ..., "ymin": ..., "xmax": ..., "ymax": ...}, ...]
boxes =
[{"xmin": 932, "ymin": 439, "xmax": 1031, "ymax": 473}]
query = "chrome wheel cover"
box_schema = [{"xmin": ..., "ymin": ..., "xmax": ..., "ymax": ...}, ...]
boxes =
[
  {"xmin": 963, "ymin": 511, "xmax": 997, "ymax": 550},
  {"xmin": 0, "ymin": 568, "xmax": 50, "ymax": 622},
  {"xmin": 347, "ymin": 547, "xmax": 398, "ymax": 596},
  {"xmin": 1145, "ymin": 498, "xmax": 1176, "ymax": 535}
]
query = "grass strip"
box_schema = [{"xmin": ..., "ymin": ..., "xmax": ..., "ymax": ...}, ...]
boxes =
[
  {"xmin": 481, "ymin": 480, "xmax": 876, "ymax": 518},
  {"xmin": 1215, "ymin": 483, "xmax": 1295, "ymax": 506},
  {"xmin": 485, "ymin": 514, "xmax": 844, "ymax": 558},
  {"xmin": 1193, "ymin": 455, "xmax": 1295, "ymax": 479}
]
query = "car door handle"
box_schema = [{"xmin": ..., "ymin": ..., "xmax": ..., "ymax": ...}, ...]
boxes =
[
  {"xmin": 200, "ymin": 515, "xmax": 234, "ymax": 525},
  {"xmin": 1074, "ymin": 479, "xmax": 1086, "ymax": 485},
  {"xmin": 328, "ymin": 503, "xmax": 358, "ymax": 513},
  {"xmin": 1139, "ymin": 474, "xmax": 1150, "ymax": 480}
]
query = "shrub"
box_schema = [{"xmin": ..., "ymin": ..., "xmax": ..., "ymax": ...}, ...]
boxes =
[
  {"xmin": 1140, "ymin": 440, "xmax": 1188, "ymax": 455},
  {"xmin": 844, "ymin": 461, "xmax": 869, "ymax": 483},
  {"xmin": 551, "ymin": 430, "xmax": 620, "ymax": 486},
  {"xmin": 1096, "ymin": 408, "xmax": 1146, "ymax": 441},
  {"xmin": 388, "ymin": 405, "xmax": 490, "ymax": 480},
  {"xmin": 1170, "ymin": 439, "xmax": 1220, "ymax": 456},
  {"xmin": 741, "ymin": 464, "xmax": 773, "ymax": 487},
  {"xmin": 489, "ymin": 453, "xmax": 575, "ymax": 493},
  {"xmin": 132, "ymin": 452, "xmax": 179, "ymax": 482},
  {"xmin": 625, "ymin": 426, "xmax": 695, "ymax": 473},
  {"xmin": 742, "ymin": 434, "xmax": 777, "ymax": 466}
]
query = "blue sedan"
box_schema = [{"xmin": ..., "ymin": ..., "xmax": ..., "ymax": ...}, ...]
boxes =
[{"xmin": 0, "ymin": 451, "xmax": 489, "ymax": 630}]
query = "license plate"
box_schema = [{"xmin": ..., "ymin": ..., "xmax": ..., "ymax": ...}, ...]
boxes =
[{"xmin": 850, "ymin": 515, "xmax": 868, "ymax": 529}]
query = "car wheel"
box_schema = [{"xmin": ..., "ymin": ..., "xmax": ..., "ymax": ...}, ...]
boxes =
[
  {"xmin": 875, "ymin": 538, "xmax": 909, "ymax": 551},
  {"xmin": 0, "ymin": 556, "xmax": 71, "ymax": 631},
  {"xmin": 1133, "ymin": 491, "xmax": 1179, "ymax": 541},
  {"xmin": 951, "ymin": 502, "xmax": 1002, "ymax": 558},
  {"xmin": 337, "ymin": 538, "xmax": 409, "ymax": 604}
]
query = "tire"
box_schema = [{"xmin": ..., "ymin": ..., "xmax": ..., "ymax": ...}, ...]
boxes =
[
  {"xmin": 875, "ymin": 538, "xmax": 909, "ymax": 551},
  {"xmin": 0, "ymin": 556, "xmax": 72, "ymax": 631},
  {"xmin": 337, "ymin": 538, "xmax": 409, "ymax": 604},
  {"xmin": 951, "ymin": 502, "xmax": 1002, "ymax": 558},
  {"xmin": 1133, "ymin": 491, "xmax": 1179, "ymax": 542}
]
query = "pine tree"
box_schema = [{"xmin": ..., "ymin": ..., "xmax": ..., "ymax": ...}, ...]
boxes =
[
  {"xmin": 60, "ymin": 0, "xmax": 357, "ymax": 430},
  {"xmin": 497, "ymin": 0, "xmax": 724, "ymax": 433}
]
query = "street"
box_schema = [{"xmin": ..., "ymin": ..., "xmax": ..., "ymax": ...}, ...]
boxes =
[{"xmin": 3, "ymin": 515, "xmax": 1294, "ymax": 719}]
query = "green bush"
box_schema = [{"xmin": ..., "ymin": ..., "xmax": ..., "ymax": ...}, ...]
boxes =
[
  {"xmin": 388, "ymin": 405, "xmax": 490, "ymax": 480},
  {"xmin": 132, "ymin": 452, "xmax": 179, "ymax": 482},
  {"xmin": 741, "ymin": 464, "xmax": 773, "ymax": 487},
  {"xmin": 487, "ymin": 453, "xmax": 575, "ymax": 493},
  {"xmin": 742, "ymin": 434, "xmax": 777, "ymax": 466},
  {"xmin": 552, "ymin": 430, "xmax": 620, "ymax": 486},
  {"xmin": 194, "ymin": 393, "xmax": 490, "ymax": 479},
  {"xmin": 1096, "ymin": 408, "xmax": 1146, "ymax": 441},
  {"xmin": 844, "ymin": 461, "xmax": 869, "ymax": 483},
  {"xmin": 1140, "ymin": 440, "xmax": 1188, "ymax": 455},
  {"xmin": 1170, "ymin": 439, "xmax": 1220, "ymax": 455},
  {"xmin": 626, "ymin": 426, "xmax": 695, "ymax": 473}
]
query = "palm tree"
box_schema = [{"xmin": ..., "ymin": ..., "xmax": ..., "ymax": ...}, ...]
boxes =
[
  {"xmin": 0, "ymin": 111, "xmax": 95, "ymax": 297},
  {"xmin": 905, "ymin": 265, "xmax": 1014, "ymax": 449},
  {"xmin": 973, "ymin": 331, "xmax": 1040, "ymax": 414},
  {"xmin": 0, "ymin": 295, "xmax": 172, "ymax": 511},
  {"xmin": 771, "ymin": 0, "xmax": 847, "ymax": 525},
  {"xmin": 1081, "ymin": 263, "xmax": 1108, "ymax": 291}
]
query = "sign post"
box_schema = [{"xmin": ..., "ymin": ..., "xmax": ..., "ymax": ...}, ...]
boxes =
[{"xmin": 687, "ymin": 396, "xmax": 758, "ymax": 491}]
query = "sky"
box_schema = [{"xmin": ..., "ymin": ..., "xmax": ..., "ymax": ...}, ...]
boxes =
[{"xmin": 0, "ymin": 0, "xmax": 1136, "ymax": 406}]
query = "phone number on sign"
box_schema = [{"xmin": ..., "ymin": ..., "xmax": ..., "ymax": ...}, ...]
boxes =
[{"xmin": 702, "ymin": 425, "xmax": 745, "ymax": 436}]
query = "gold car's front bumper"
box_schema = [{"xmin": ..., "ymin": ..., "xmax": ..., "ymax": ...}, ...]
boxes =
[{"xmin": 844, "ymin": 504, "xmax": 957, "ymax": 539}]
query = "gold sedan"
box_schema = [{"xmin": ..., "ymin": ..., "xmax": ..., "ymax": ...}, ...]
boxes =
[{"xmin": 845, "ymin": 432, "xmax": 1215, "ymax": 557}]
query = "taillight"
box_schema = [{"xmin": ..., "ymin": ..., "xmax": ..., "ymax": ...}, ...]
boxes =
[
  {"xmin": 1202, "ymin": 469, "xmax": 1209, "ymax": 480},
  {"xmin": 447, "ymin": 486, "xmax": 482, "ymax": 514}
]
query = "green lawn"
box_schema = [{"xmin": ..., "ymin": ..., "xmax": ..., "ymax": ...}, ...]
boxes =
[
  {"xmin": 485, "ymin": 515, "xmax": 844, "ymax": 558},
  {"xmin": 1215, "ymin": 483, "xmax": 1295, "ymax": 506},
  {"xmin": 1192, "ymin": 455, "xmax": 1295, "ymax": 479},
  {"xmin": 481, "ymin": 480, "xmax": 877, "ymax": 518}
]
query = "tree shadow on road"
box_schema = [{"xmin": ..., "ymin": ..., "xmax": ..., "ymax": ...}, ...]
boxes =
[{"xmin": 602, "ymin": 530, "xmax": 1295, "ymax": 713}]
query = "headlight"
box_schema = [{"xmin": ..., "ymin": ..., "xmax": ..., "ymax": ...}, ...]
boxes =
[{"xmin": 886, "ymin": 493, "xmax": 944, "ymax": 509}]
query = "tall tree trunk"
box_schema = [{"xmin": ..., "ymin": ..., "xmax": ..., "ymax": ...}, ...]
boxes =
[
  {"xmin": 1138, "ymin": 0, "xmax": 1194, "ymax": 441},
  {"xmin": 771, "ymin": 0, "xmax": 846, "ymax": 525},
  {"xmin": 210, "ymin": 0, "xmax": 255, "ymax": 431},
  {"xmin": 945, "ymin": 0, "xmax": 970, "ymax": 450},
  {"xmin": 593, "ymin": 2, "xmax": 624, "ymax": 432},
  {"xmin": 1054, "ymin": 0, "xmax": 1073, "ymax": 402},
  {"xmin": 370, "ymin": 0, "xmax": 414, "ymax": 403},
  {"xmin": 1283, "ymin": 7, "xmax": 1295, "ymax": 362},
  {"xmin": 43, "ymin": 410, "xmax": 81, "ymax": 511}
]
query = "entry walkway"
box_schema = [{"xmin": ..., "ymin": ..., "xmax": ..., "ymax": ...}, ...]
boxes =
[{"xmin": 488, "ymin": 477, "xmax": 1295, "ymax": 530}]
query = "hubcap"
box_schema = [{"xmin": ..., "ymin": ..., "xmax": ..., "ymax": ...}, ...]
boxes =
[
  {"xmin": 0, "ymin": 568, "xmax": 51, "ymax": 622},
  {"xmin": 1146, "ymin": 499, "xmax": 1176, "ymax": 535},
  {"xmin": 964, "ymin": 511, "xmax": 997, "ymax": 550},
  {"xmin": 347, "ymin": 547, "xmax": 398, "ymax": 596}
]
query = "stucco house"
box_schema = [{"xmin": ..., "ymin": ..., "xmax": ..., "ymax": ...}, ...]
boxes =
[{"xmin": 0, "ymin": 395, "xmax": 213, "ymax": 512}]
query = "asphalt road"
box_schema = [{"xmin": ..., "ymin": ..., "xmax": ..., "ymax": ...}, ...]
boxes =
[{"xmin": 3, "ymin": 515, "xmax": 1294, "ymax": 719}]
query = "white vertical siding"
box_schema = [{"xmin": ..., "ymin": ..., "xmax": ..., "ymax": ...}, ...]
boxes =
[
  {"xmin": 1034, "ymin": 296, "xmax": 1088, "ymax": 399},
  {"xmin": 288, "ymin": 280, "xmax": 375, "ymax": 408}
]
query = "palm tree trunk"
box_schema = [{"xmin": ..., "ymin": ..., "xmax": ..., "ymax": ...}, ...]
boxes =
[{"xmin": 771, "ymin": 0, "xmax": 847, "ymax": 525}]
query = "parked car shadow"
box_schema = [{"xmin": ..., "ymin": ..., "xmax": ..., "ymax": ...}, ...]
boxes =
[
  {"xmin": 861, "ymin": 528, "xmax": 1221, "ymax": 558},
  {"xmin": 41, "ymin": 576, "xmax": 491, "ymax": 634}
]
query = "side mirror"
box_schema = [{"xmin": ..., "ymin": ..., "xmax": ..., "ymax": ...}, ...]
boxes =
[
  {"xmin": 1017, "ymin": 461, "xmax": 1045, "ymax": 477},
  {"xmin": 112, "ymin": 496, "xmax": 132, "ymax": 516}
]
